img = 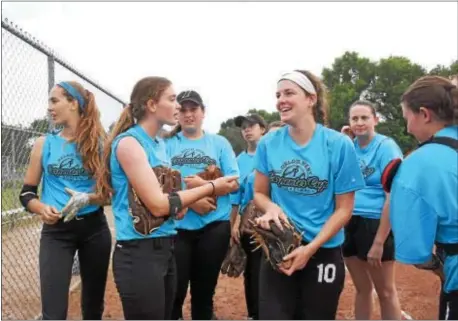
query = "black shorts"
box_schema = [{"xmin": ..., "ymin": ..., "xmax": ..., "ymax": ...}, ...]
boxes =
[
  {"xmin": 343, "ymin": 215, "xmax": 395, "ymax": 261},
  {"xmin": 258, "ymin": 244, "xmax": 345, "ymax": 320}
]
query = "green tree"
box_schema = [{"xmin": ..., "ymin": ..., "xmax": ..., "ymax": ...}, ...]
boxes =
[
  {"xmin": 322, "ymin": 52, "xmax": 435, "ymax": 153},
  {"xmin": 428, "ymin": 59, "xmax": 458, "ymax": 77},
  {"xmin": 322, "ymin": 51, "xmax": 377, "ymax": 130},
  {"xmin": 218, "ymin": 53, "xmax": 457, "ymax": 154},
  {"xmin": 246, "ymin": 108, "xmax": 280, "ymax": 124},
  {"xmin": 219, "ymin": 127, "xmax": 246, "ymax": 156},
  {"xmin": 370, "ymin": 56, "xmax": 426, "ymax": 152}
]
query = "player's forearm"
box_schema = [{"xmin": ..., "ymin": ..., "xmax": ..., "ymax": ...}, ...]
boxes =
[
  {"xmin": 177, "ymin": 183, "xmax": 215, "ymax": 209},
  {"xmin": 308, "ymin": 206, "xmax": 352, "ymax": 252},
  {"xmin": 230, "ymin": 205, "xmax": 239, "ymax": 227},
  {"xmin": 253, "ymin": 192, "xmax": 278, "ymax": 213},
  {"xmin": 373, "ymin": 195, "xmax": 391, "ymax": 245},
  {"xmin": 26, "ymin": 199, "xmax": 47, "ymax": 216}
]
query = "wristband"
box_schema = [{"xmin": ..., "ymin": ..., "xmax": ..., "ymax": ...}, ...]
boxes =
[{"xmin": 208, "ymin": 181, "xmax": 216, "ymax": 196}]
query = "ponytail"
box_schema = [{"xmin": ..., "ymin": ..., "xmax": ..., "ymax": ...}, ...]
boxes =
[
  {"xmin": 95, "ymin": 76, "xmax": 172, "ymax": 201},
  {"xmin": 96, "ymin": 104, "xmax": 135, "ymax": 201},
  {"xmin": 59, "ymin": 81, "xmax": 106, "ymax": 176}
]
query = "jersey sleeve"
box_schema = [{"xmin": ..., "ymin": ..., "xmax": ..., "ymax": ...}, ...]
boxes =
[
  {"xmin": 254, "ymin": 137, "xmax": 269, "ymax": 176},
  {"xmin": 240, "ymin": 174, "xmax": 255, "ymax": 211},
  {"xmin": 390, "ymin": 183, "xmax": 437, "ymax": 264},
  {"xmin": 230, "ymin": 184, "xmax": 242, "ymax": 206},
  {"xmin": 378, "ymin": 138, "xmax": 404, "ymax": 172},
  {"xmin": 331, "ymin": 135, "xmax": 366, "ymax": 194},
  {"xmin": 218, "ymin": 136, "xmax": 239, "ymax": 177}
]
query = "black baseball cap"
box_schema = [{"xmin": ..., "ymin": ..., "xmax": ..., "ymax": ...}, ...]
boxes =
[
  {"xmin": 234, "ymin": 113, "xmax": 267, "ymax": 129},
  {"xmin": 177, "ymin": 90, "xmax": 205, "ymax": 108}
]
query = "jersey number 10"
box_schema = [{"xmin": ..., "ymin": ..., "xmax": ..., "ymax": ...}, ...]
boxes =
[{"xmin": 317, "ymin": 263, "xmax": 336, "ymax": 283}]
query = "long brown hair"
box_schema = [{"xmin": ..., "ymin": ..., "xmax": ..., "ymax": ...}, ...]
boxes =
[
  {"xmin": 61, "ymin": 81, "xmax": 106, "ymax": 176},
  {"xmin": 295, "ymin": 70, "xmax": 329, "ymax": 126},
  {"xmin": 95, "ymin": 76, "xmax": 172, "ymax": 200},
  {"xmin": 401, "ymin": 75, "xmax": 458, "ymax": 125}
]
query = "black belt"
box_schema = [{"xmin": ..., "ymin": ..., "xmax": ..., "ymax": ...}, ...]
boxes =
[
  {"xmin": 117, "ymin": 236, "xmax": 174, "ymax": 250},
  {"xmin": 436, "ymin": 242, "xmax": 458, "ymax": 256},
  {"xmin": 71, "ymin": 207, "xmax": 104, "ymax": 221}
]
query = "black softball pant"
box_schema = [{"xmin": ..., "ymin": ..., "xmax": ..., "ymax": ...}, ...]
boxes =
[
  {"xmin": 439, "ymin": 284, "xmax": 458, "ymax": 320},
  {"xmin": 113, "ymin": 236, "xmax": 177, "ymax": 320},
  {"xmin": 39, "ymin": 208, "xmax": 112, "ymax": 320},
  {"xmin": 240, "ymin": 232, "xmax": 262, "ymax": 320},
  {"xmin": 259, "ymin": 245, "xmax": 345, "ymax": 320},
  {"xmin": 171, "ymin": 220, "xmax": 231, "ymax": 320}
]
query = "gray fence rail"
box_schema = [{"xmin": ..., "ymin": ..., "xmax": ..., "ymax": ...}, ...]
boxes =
[{"xmin": 1, "ymin": 17, "xmax": 125, "ymax": 320}]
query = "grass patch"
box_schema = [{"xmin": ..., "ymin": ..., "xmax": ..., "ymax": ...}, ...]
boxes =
[
  {"xmin": 1, "ymin": 186, "xmax": 22, "ymax": 212},
  {"xmin": 1, "ymin": 212, "xmax": 41, "ymax": 234}
]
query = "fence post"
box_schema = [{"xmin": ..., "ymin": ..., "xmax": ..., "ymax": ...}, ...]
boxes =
[
  {"xmin": 47, "ymin": 56, "xmax": 55, "ymax": 132},
  {"xmin": 11, "ymin": 130, "xmax": 16, "ymax": 173}
]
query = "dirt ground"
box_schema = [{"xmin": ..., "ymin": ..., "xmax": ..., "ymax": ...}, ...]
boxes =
[
  {"xmin": 68, "ymin": 261, "xmax": 441, "ymax": 320},
  {"xmin": 2, "ymin": 206, "xmax": 441, "ymax": 320}
]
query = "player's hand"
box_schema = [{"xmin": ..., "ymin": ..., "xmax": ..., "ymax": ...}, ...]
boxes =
[
  {"xmin": 190, "ymin": 197, "xmax": 216, "ymax": 215},
  {"xmin": 184, "ymin": 175, "xmax": 207, "ymax": 188},
  {"xmin": 367, "ymin": 242, "xmax": 383, "ymax": 268},
  {"xmin": 39, "ymin": 205, "xmax": 62, "ymax": 225},
  {"xmin": 231, "ymin": 216, "xmax": 241, "ymax": 245},
  {"xmin": 61, "ymin": 188, "xmax": 90, "ymax": 222},
  {"xmin": 175, "ymin": 207, "xmax": 188, "ymax": 220},
  {"xmin": 280, "ymin": 244, "xmax": 316, "ymax": 276},
  {"xmin": 212, "ymin": 175, "xmax": 239, "ymax": 196},
  {"xmin": 254, "ymin": 203, "xmax": 289, "ymax": 231},
  {"xmin": 341, "ymin": 125, "xmax": 355, "ymax": 139}
]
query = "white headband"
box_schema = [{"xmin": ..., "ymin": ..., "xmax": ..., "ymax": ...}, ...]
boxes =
[{"xmin": 278, "ymin": 71, "xmax": 316, "ymax": 95}]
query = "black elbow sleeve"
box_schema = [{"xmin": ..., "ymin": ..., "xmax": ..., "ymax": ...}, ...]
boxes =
[
  {"xmin": 19, "ymin": 184, "xmax": 39, "ymax": 209},
  {"xmin": 168, "ymin": 192, "xmax": 183, "ymax": 219}
]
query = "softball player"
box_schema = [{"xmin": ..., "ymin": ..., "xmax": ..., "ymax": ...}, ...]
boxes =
[
  {"xmin": 95, "ymin": 78, "xmax": 238, "ymax": 320},
  {"xmin": 253, "ymin": 70, "xmax": 366, "ymax": 320},
  {"xmin": 388, "ymin": 75, "xmax": 458, "ymax": 320},
  {"xmin": 341, "ymin": 100, "xmax": 403, "ymax": 319},
  {"xmin": 230, "ymin": 113, "xmax": 267, "ymax": 320},
  {"xmin": 166, "ymin": 90, "xmax": 240, "ymax": 320},
  {"xmin": 19, "ymin": 81, "xmax": 112, "ymax": 320}
]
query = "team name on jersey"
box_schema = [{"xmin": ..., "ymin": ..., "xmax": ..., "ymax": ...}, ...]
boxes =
[{"xmin": 269, "ymin": 159, "xmax": 328, "ymax": 195}]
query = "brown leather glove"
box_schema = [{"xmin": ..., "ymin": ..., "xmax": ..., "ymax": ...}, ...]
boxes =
[{"xmin": 128, "ymin": 165, "xmax": 182, "ymax": 236}]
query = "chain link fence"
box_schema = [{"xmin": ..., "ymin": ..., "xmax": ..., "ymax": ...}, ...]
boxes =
[{"xmin": 1, "ymin": 17, "xmax": 125, "ymax": 320}]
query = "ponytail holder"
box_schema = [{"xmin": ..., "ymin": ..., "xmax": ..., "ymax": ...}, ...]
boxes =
[{"xmin": 57, "ymin": 82, "xmax": 86, "ymax": 110}]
